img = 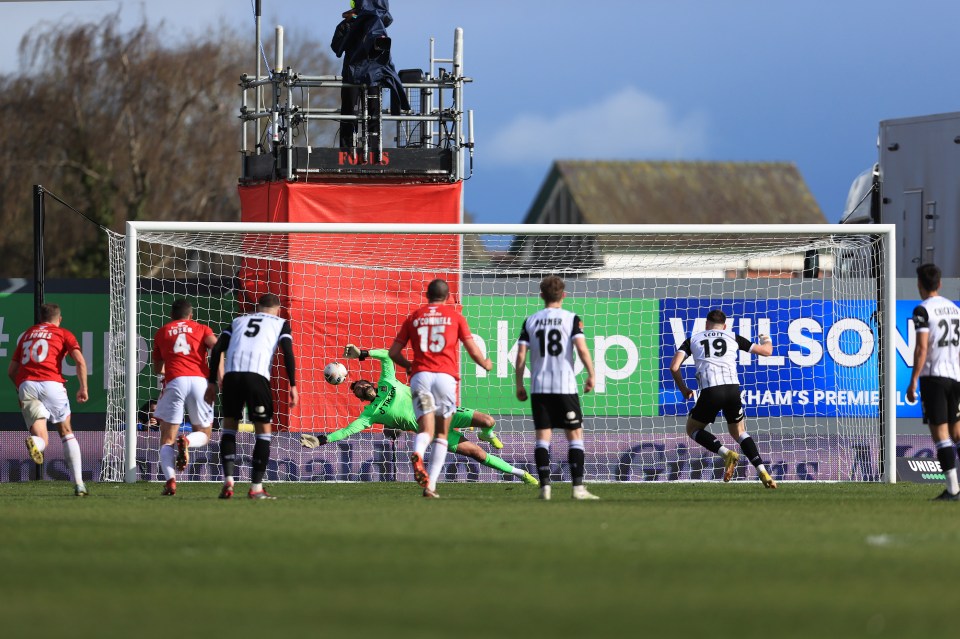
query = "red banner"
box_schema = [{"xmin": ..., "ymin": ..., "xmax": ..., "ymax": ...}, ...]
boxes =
[{"xmin": 238, "ymin": 181, "xmax": 462, "ymax": 431}]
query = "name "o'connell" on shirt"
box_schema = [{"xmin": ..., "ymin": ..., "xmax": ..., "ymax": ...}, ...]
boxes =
[{"xmin": 412, "ymin": 316, "xmax": 452, "ymax": 327}]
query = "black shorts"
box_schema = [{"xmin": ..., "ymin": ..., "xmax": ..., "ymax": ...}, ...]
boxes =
[
  {"xmin": 221, "ymin": 372, "xmax": 274, "ymax": 423},
  {"xmin": 919, "ymin": 376, "xmax": 960, "ymax": 426},
  {"xmin": 530, "ymin": 393, "xmax": 583, "ymax": 430},
  {"xmin": 690, "ymin": 384, "xmax": 744, "ymax": 425}
]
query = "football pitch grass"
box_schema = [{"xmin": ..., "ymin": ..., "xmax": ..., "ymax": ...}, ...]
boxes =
[{"xmin": 0, "ymin": 481, "xmax": 954, "ymax": 639}]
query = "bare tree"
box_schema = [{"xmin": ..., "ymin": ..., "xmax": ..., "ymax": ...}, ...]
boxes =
[{"xmin": 0, "ymin": 12, "xmax": 337, "ymax": 277}]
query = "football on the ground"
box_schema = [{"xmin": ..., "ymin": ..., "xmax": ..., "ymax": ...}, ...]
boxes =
[{"xmin": 324, "ymin": 362, "xmax": 348, "ymax": 385}]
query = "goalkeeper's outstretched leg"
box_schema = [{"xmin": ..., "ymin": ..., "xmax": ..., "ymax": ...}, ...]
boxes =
[
  {"xmin": 454, "ymin": 440, "xmax": 538, "ymax": 486},
  {"xmin": 470, "ymin": 411, "xmax": 503, "ymax": 450}
]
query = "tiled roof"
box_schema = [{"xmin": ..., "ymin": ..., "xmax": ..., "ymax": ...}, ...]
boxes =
[{"xmin": 524, "ymin": 160, "xmax": 826, "ymax": 224}]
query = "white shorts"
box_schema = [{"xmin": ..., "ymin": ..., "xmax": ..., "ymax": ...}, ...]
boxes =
[
  {"xmin": 154, "ymin": 376, "xmax": 214, "ymax": 427},
  {"xmin": 409, "ymin": 371, "xmax": 457, "ymax": 420},
  {"xmin": 18, "ymin": 380, "xmax": 70, "ymax": 425}
]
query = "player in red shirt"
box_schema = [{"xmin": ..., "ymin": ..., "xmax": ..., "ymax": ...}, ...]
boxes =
[
  {"xmin": 151, "ymin": 299, "xmax": 218, "ymax": 495},
  {"xmin": 389, "ymin": 279, "xmax": 492, "ymax": 497},
  {"xmin": 7, "ymin": 303, "xmax": 89, "ymax": 496}
]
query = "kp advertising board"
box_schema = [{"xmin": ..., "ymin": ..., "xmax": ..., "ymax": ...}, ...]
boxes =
[
  {"xmin": 463, "ymin": 296, "xmax": 932, "ymax": 418},
  {"xmin": 0, "ymin": 292, "xmax": 937, "ymax": 419}
]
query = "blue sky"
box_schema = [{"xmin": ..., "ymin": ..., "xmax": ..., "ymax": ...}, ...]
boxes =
[{"xmin": 3, "ymin": 0, "xmax": 960, "ymax": 224}]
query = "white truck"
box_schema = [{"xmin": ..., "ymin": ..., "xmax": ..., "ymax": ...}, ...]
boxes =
[{"xmin": 842, "ymin": 111, "xmax": 960, "ymax": 277}]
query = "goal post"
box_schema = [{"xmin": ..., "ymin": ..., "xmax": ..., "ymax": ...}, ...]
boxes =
[{"xmin": 104, "ymin": 222, "xmax": 896, "ymax": 484}]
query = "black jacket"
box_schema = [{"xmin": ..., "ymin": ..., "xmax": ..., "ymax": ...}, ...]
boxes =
[{"xmin": 331, "ymin": 0, "xmax": 410, "ymax": 114}]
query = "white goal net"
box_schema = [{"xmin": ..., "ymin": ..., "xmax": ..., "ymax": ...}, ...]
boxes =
[{"xmin": 103, "ymin": 223, "xmax": 895, "ymax": 484}]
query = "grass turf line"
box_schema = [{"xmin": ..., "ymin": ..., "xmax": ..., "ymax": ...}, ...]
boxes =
[{"xmin": 0, "ymin": 481, "xmax": 955, "ymax": 639}]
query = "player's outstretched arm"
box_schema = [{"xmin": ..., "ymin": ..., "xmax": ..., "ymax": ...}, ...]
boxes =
[
  {"xmin": 304, "ymin": 415, "xmax": 379, "ymax": 446},
  {"xmin": 388, "ymin": 339, "xmax": 413, "ymax": 377},
  {"xmin": 278, "ymin": 330, "xmax": 300, "ymax": 408},
  {"xmin": 907, "ymin": 331, "xmax": 929, "ymax": 403},
  {"xmin": 573, "ymin": 336, "xmax": 596, "ymax": 394},
  {"xmin": 669, "ymin": 350, "xmax": 694, "ymax": 400},
  {"xmin": 463, "ymin": 337, "xmax": 493, "ymax": 371},
  {"xmin": 346, "ymin": 346, "xmax": 397, "ymax": 382},
  {"xmin": 205, "ymin": 332, "xmax": 231, "ymax": 403},
  {"xmin": 514, "ymin": 343, "xmax": 528, "ymax": 401},
  {"xmin": 7, "ymin": 358, "xmax": 18, "ymax": 387},
  {"xmin": 751, "ymin": 334, "xmax": 774, "ymax": 358},
  {"xmin": 69, "ymin": 348, "xmax": 89, "ymax": 403}
]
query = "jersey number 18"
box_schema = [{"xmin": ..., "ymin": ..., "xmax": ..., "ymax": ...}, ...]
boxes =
[{"xmin": 536, "ymin": 329, "xmax": 563, "ymax": 357}]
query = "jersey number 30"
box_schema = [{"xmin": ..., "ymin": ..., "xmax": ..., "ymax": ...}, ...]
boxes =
[{"xmin": 20, "ymin": 339, "xmax": 49, "ymax": 364}]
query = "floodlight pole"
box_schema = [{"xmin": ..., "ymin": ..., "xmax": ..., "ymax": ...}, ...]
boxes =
[
  {"xmin": 255, "ymin": 0, "xmax": 263, "ymax": 153},
  {"xmin": 32, "ymin": 185, "xmax": 45, "ymax": 481}
]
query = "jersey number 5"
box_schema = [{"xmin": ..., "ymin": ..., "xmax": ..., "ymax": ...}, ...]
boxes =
[
  {"xmin": 244, "ymin": 318, "xmax": 262, "ymax": 337},
  {"xmin": 417, "ymin": 325, "xmax": 446, "ymax": 353}
]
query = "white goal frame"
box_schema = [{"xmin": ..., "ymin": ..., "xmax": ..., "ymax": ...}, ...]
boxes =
[{"xmin": 118, "ymin": 221, "xmax": 897, "ymax": 484}]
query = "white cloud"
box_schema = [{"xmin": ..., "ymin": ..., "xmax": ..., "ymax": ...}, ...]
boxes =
[{"xmin": 485, "ymin": 86, "xmax": 708, "ymax": 165}]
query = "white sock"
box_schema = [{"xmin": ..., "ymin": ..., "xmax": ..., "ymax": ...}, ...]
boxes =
[
  {"xmin": 414, "ymin": 431, "xmax": 431, "ymax": 457},
  {"xmin": 718, "ymin": 445, "xmax": 731, "ymax": 457},
  {"xmin": 61, "ymin": 434, "xmax": 83, "ymax": 485},
  {"xmin": 186, "ymin": 431, "xmax": 209, "ymax": 447},
  {"xmin": 510, "ymin": 466, "xmax": 525, "ymax": 478},
  {"xmin": 224, "ymin": 476, "xmax": 234, "ymax": 486},
  {"xmin": 159, "ymin": 444, "xmax": 176, "ymax": 481},
  {"xmin": 250, "ymin": 482, "xmax": 263, "ymax": 492},
  {"xmin": 31, "ymin": 435, "xmax": 47, "ymax": 452},
  {"xmin": 757, "ymin": 463, "xmax": 768, "ymax": 475},
  {"xmin": 426, "ymin": 439, "xmax": 448, "ymax": 491},
  {"xmin": 948, "ymin": 468, "xmax": 960, "ymax": 494}
]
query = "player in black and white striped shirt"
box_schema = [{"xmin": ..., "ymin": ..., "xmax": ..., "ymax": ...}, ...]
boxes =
[
  {"xmin": 669, "ymin": 309, "xmax": 777, "ymax": 488},
  {"xmin": 204, "ymin": 293, "xmax": 298, "ymax": 500},
  {"xmin": 515, "ymin": 276, "xmax": 598, "ymax": 500},
  {"xmin": 905, "ymin": 263, "xmax": 960, "ymax": 501}
]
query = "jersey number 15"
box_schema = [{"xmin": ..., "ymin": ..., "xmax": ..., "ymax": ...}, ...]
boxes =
[{"xmin": 417, "ymin": 325, "xmax": 446, "ymax": 353}]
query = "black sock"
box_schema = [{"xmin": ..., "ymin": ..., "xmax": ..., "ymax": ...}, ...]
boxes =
[
  {"xmin": 691, "ymin": 429, "xmax": 723, "ymax": 454},
  {"xmin": 569, "ymin": 447, "xmax": 585, "ymax": 487},
  {"xmin": 220, "ymin": 431, "xmax": 236, "ymax": 481},
  {"xmin": 251, "ymin": 436, "xmax": 271, "ymax": 484},
  {"xmin": 534, "ymin": 447, "xmax": 551, "ymax": 486},
  {"xmin": 738, "ymin": 435, "xmax": 764, "ymax": 468},
  {"xmin": 937, "ymin": 444, "xmax": 957, "ymax": 473}
]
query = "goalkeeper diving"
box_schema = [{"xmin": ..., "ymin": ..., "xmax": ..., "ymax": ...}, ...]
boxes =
[{"xmin": 300, "ymin": 345, "xmax": 539, "ymax": 487}]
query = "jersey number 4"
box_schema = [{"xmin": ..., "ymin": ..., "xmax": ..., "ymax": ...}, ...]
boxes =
[
  {"xmin": 417, "ymin": 325, "xmax": 446, "ymax": 353},
  {"xmin": 172, "ymin": 333, "xmax": 191, "ymax": 355}
]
